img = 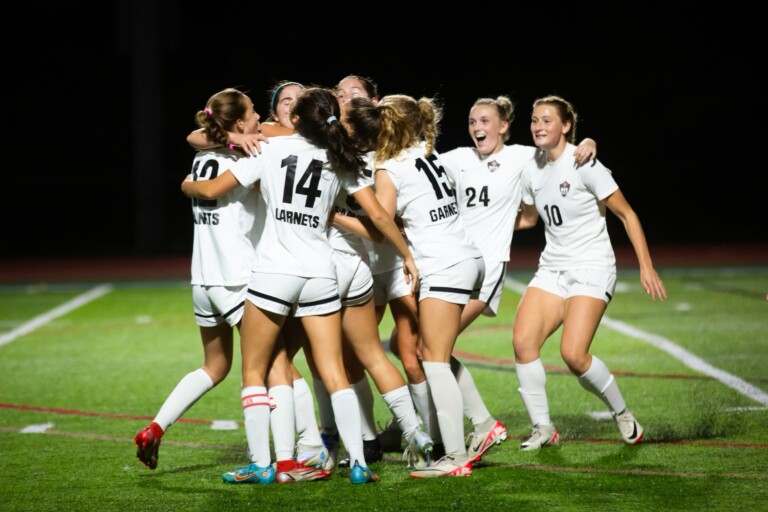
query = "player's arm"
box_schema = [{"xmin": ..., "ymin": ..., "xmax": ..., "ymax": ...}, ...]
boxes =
[
  {"xmin": 514, "ymin": 202, "xmax": 539, "ymax": 230},
  {"xmin": 181, "ymin": 170, "xmax": 241, "ymax": 200},
  {"xmin": 331, "ymin": 209, "xmax": 385, "ymax": 243},
  {"xmin": 186, "ymin": 128, "xmax": 267, "ymax": 155},
  {"xmin": 604, "ymin": 189, "xmax": 667, "ymax": 302}
]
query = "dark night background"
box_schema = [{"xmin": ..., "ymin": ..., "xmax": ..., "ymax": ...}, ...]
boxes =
[{"xmin": 4, "ymin": 2, "xmax": 765, "ymax": 263}]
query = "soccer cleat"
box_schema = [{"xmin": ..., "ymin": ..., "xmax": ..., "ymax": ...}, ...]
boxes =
[
  {"xmin": 409, "ymin": 454, "xmax": 473, "ymax": 478},
  {"xmin": 614, "ymin": 409, "xmax": 644, "ymax": 445},
  {"xmin": 402, "ymin": 427, "xmax": 434, "ymax": 469},
  {"xmin": 377, "ymin": 420, "xmax": 404, "ymax": 452},
  {"xmin": 338, "ymin": 438, "xmax": 384, "ymax": 468},
  {"xmin": 221, "ymin": 463, "xmax": 276, "ymax": 484},
  {"xmin": 275, "ymin": 460, "xmax": 332, "ymax": 483},
  {"xmin": 349, "ymin": 460, "xmax": 379, "ymax": 484},
  {"xmin": 295, "ymin": 442, "xmax": 329, "ymax": 469},
  {"xmin": 320, "ymin": 431, "xmax": 340, "ymax": 470},
  {"xmin": 519, "ymin": 423, "xmax": 560, "ymax": 451},
  {"xmin": 466, "ymin": 420, "xmax": 508, "ymax": 463},
  {"xmin": 134, "ymin": 422, "xmax": 163, "ymax": 470}
]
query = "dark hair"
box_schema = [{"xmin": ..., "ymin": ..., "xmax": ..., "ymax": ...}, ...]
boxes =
[
  {"xmin": 532, "ymin": 95, "xmax": 578, "ymax": 144},
  {"xmin": 291, "ymin": 87, "xmax": 366, "ymax": 176},
  {"xmin": 344, "ymin": 96, "xmax": 381, "ymax": 152},
  {"xmin": 335, "ymin": 75, "xmax": 379, "ymax": 100},
  {"xmin": 194, "ymin": 88, "xmax": 251, "ymax": 147}
]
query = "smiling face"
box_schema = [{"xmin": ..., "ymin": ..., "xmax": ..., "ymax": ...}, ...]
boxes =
[
  {"xmin": 468, "ymin": 104, "xmax": 508, "ymax": 156},
  {"xmin": 336, "ymin": 77, "xmax": 373, "ymax": 106},
  {"xmin": 239, "ymin": 96, "xmax": 261, "ymax": 134},
  {"xmin": 273, "ymin": 84, "xmax": 303, "ymax": 129},
  {"xmin": 530, "ymin": 103, "xmax": 570, "ymax": 152}
]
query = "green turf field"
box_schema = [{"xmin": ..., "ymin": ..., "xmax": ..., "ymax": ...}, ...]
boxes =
[{"xmin": 1, "ymin": 266, "xmax": 766, "ymax": 511}]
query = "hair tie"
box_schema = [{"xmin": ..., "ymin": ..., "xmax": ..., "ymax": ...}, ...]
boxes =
[
  {"xmin": 326, "ymin": 115, "xmax": 337, "ymax": 125},
  {"xmin": 204, "ymin": 108, "xmax": 212, "ymax": 116}
]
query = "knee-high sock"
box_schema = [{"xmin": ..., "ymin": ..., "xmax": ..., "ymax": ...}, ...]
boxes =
[
  {"xmin": 423, "ymin": 361, "xmax": 466, "ymax": 457},
  {"xmin": 313, "ymin": 377, "xmax": 336, "ymax": 433},
  {"xmin": 578, "ymin": 355, "xmax": 627, "ymax": 414},
  {"xmin": 293, "ymin": 377, "xmax": 323, "ymax": 446},
  {"xmin": 331, "ymin": 388, "xmax": 365, "ymax": 466},
  {"xmin": 382, "ymin": 385, "xmax": 420, "ymax": 440},
  {"xmin": 451, "ymin": 356, "xmax": 493, "ymax": 431},
  {"xmin": 269, "ymin": 384, "xmax": 295, "ymax": 462},
  {"xmin": 352, "ymin": 377, "xmax": 377, "ymax": 441},
  {"xmin": 153, "ymin": 368, "xmax": 214, "ymax": 431},
  {"xmin": 408, "ymin": 380, "xmax": 440, "ymax": 442},
  {"xmin": 516, "ymin": 359, "xmax": 552, "ymax": 427},
  {"xmin": 241, "ymin": 386, "xmax": 271, "ymax": 467}
]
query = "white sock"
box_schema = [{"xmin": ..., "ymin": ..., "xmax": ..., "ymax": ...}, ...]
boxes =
[
  {"xmin": 268, "ymin": 384, "xmax": 295, "ymax": 462},
  {"xmin": 578, "ymin": 355, "xmax": 627, "ymax": 414},
  {"xmin": 423, "ymin": 361, "xmax": 466, "ymax": 456},
  {"xmin": 241, "ymin": 386, "xmax": 271, "ymax": 467},
  {"xmin": 153, "ymin": 368, "xmax": 214, "ymax": 431},
  {"xmin": 352, "ymin": 377, "xmax": 377, "ymax": 441},
  {"xmin": 516, "ymin": 359, "xmax": 552, "ymax": 426},
  {"xmin": 293, "ymin": 377, "xmax": 323, "ymax": 446},
  {"xmin": 382, "ymin": 385, "xmax": 419, "ymax": 440},
  {"xmin": 451, "ymin": 356, "xmax": 492, "ymax": 431},
  {"xmin": 331, "ymin": 388, "xmax": 365, "ymax": 466},
  {"xmin": 313, "ymin": 377, "xmax": 336, "ymax": 432},
  {"xmin": 408, "ymin": 380, "xmax": 439, "ymax": 440}
]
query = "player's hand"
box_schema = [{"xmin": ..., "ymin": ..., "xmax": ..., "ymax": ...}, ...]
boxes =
[
  {"xmin": 574, "ymin": 138, "xmax": 597, "ymax": 167},
  {"xmin": 229, "ymin": 132, "xmax": 268, "ymax": 155}
]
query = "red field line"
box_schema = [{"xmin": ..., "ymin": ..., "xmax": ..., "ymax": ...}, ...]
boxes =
[
  {"xmin": 1, "ymin": 243, "xmax": 766, "ymax": 283},
  {"xmin": 3, "ymin": 402, "xmax": 767, "ymax": 449}
]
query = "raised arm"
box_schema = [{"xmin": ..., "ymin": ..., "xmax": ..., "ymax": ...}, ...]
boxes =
[
  {"xmin": 605, "ymin": 189, "xmax": 667, "ymax": 301},
  {"xmin": 186, "ymin": 128, "xmax": 268, "ymax": 155}
]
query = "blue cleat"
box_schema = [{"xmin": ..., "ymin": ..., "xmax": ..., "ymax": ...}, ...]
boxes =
[
  {"xmin": 221, "ymin": 463, "xmax": 276, "ymax": 484},
  {"xmin": 349, "ymin": 460, "xmax": 379, "ymax": 484}
]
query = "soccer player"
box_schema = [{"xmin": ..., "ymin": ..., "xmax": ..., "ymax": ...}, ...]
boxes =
[
  {"xmin": 133, "ymin": 88, "xmax": 261, "ymax": 471},
  {"xmin": 512, "ymin": 95, "xmax": 666, "ymax": 450},
  {"xmin": 341, "ymin": 94, "xmax": 484, "ymax": 478}
]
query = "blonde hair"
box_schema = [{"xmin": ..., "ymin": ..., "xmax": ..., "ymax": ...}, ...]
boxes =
[{"xmin": 374, "ymin": 94, "xmax": 442, "ymax": 163}]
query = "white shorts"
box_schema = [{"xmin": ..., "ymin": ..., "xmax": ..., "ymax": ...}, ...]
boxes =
[
  {"xmin": 372, "ymin": 266, "xmax": 413, "ymax": 307},
  {"xmin": 419, "ymin": 257, "xmax": 485, "ymax": 305},
  {"xmin": 528, "ymin": 268, "xmax": 616, "ymax": 303},
  {"xmin": 192, "ymin": 284, "xmax": 247, "ymax": 328},
  {"xmin": 476, "ymin": 260, "xmax": 507, "ymax": 317},
  {"xmin": 246, "ymin": 273, "xmax": 341, "ymax": 317},
  {"xmin": 334, "ymin": 250, "xmax": 374, "ymax": 307}
]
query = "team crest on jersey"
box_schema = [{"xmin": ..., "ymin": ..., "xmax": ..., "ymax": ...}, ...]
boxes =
[
  {"xmin": 559, "ymin": 181, "xmax": 570, "ymax": 197},
  {"xmin": 487, "ymin": 160, "xmax": 500, "ymax": 172}
]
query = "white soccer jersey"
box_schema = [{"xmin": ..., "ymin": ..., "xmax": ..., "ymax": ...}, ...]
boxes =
[
  {"xmin": 520, "ymin": 143, "xmax": 619, "ymax": 270},
  {"xmin": 379, "ymin": 142, "xmax": 482, "ymax": 276},
  {"xmin": 328, "ymin": 152, "xmax": 375, "ymax": 257},
  {"xmin": 232, "ymin": 134, "xmax": 360, "ymax": 278},
  {"xmin": 441, "ymin": 144, "xmax": 536, "ymax": 262},
  {"xmin": 189, "ymin": 149, "xmax": 262, "ymax": 286}
]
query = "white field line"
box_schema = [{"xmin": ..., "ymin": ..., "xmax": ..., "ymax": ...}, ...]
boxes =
[
  {"xmin": 505, "ymin": 277, "xmax": 768, "ymax": 406},
  {"xmin": 0, "ymin": 284, "xmax": 113, "ymax": 347}
]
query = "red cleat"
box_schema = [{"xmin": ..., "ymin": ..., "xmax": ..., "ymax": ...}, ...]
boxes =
[{"xmin": 134, "ymin": 422, "xmax": 163, "ymax": 470}]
